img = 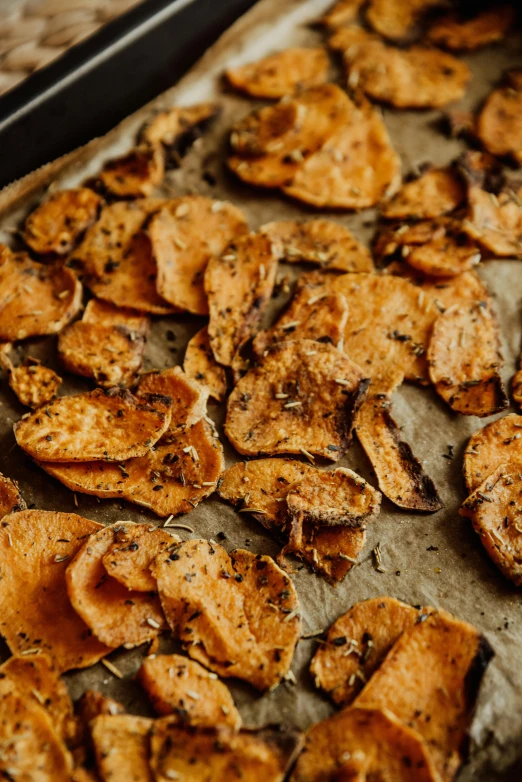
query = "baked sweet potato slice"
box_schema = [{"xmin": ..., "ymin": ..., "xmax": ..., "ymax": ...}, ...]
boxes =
[
  {"xmin": 15, "ymin": 387, "xmax": 171, "ymax": 462},
  {"xmin": 463, "ymin": 186, "xmax": 522, "ymax": 257},
  {"xmin": 205, "ymin": 232, "xmax": 279, "ymax": 367},
  {"xmin": 405, "ymin": 232, "xmax": 481, "ymax": 278},
  {"xmin": 5, "ymin": 356, "xmax": 61, "ymax": 408},
  {"xmin": 427, "ymin": 301, "xmax": 507, "ymax": 417},
  {"xmin": 152, "ymin": 540, "xmax": 300, "ymax": 691},
  {"xmin": 298, "ymin": 524, "xmax": 367, "ymax": 584},
  {"xmin": 98, "ymin": 144, "xmax": 164, "ymax": 198},
  {"xmin": 137, "ymin": 366, "xmax": 208, "ymax": 436},
  {"xmin": 310, "ymin": 597, "xmax": 423, "ymax": 707},
  {"xmin": 354, "ymin": 610, "xmax": 494, "ymax": 780},
  {"xmin": 476, "ymin": 74, "xmax": 522, "ymax": 165},
  {"xmin": 291, "ymin": 706, "xmax": 440, "ymax": 782},
  {"xmin": 138, "ymin": 654, "xmax": 241, "ymax": 728},
  {"xmin": 381, "ymin": 167, "xmax": 465, "ymax": 221},
  {"xmin": 149, "ymin": 195, "xmax": 248, "ymax": 315},
  {"xmin": 0, "ymin": 472, "xmax": 25, "ymax": 518},
  {"xmin": 225, "ymin": 339, "xmax": 368, "ymax": 460},
  {"xmin": 428, "ymin": 6, "xmax": 515, "ymax": 51},
  {"xmin": 23, "ymin": 188, "xmax": 103, "ymax": 256},
  {"xmin": 512, "ymin": 368, "xmax": 522, "ymax": 410},
  {"xmin": 65, "ymin": 524, "xmax": 167, "ymax": 648},
  {"xmin": 226, "ymin": 48, "xmax": 329, "ymax": 99},
  {"xmin": 355, "ymin": 394, "xmax": 442, "ymax": 511},
  {"xmin": 319, "ymin": 0, "xmax": 365, "ymax": 28},
  {"xmin": 383, "ymin": 265, "xmax": 491, "ymax": 316},
  {"xmin": 76, "ymin": 689, "xmax": 125, "ymax": 725},
  {"xmin": 0, "ymin": 509, "xmax": 110, "ymax": 671},
  {"xmin": 184, "ymin": 327, "xmax": 228, "ymax": 402},
  {"xmin": 463, "ymin": 414, "xmax": 522, "ymax": 493},
  {"xmin": 261, "ymin": 219, "xmax": 374, "ymax": 272},
  {"xmin": 90, "ymin": 714, "xmax": 153, "ymax": 782},
  {"xmin": 140, "ymin": 102, "xmax": 220, "ymax": 149},
  {"xmin": 102, "ymin": 523, "xmax": 176, "ymax": 592},
  {"xmin": 229, "ymin": 101, "xmax": 301, "ymax": 158},
  {"xmin": 365, "ymin": 0, "xmax": 445, "ymax": 42}
]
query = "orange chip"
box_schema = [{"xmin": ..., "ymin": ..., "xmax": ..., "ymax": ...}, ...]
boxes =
[
  {"xmin": 184, "ymin": 327, "xmax": 228, "ymax": 402},
  {"xmin": 428, "ymin": 6, "xmax": 515, "ymax": 52},
  {"xmin": 477, "ymin": 75, "xmax": 522, "ymax": 165},
  {"xmin": 319, "ymin": 0, "xmax": 365, "ymax": 28},
  {"xmin": 229, "ymin": 101, "xmax": 302, "ymax": 158},
  {"xmin": 462, "ymin": 413, "xmax": 522, "ymax": 493},
  {"xmin": 383, "ymin": 265, "xmax": 491, "ymax": 315},
  {"xmin": 23, "ymin": 188, "xmax": 103, "ymax": 256},
  {"xmin": 137, "ymin": 366, "xmax": 208, "ymax": 436},
  {"xmin": 5, "ymin": 356, "xmax": 62, "ymax": 408},
  {"xmin": 14, "ymin": 387, "xmax": 171, "ymax": 462},
  {"xmin": 138, "ymin": 654, "xmax": 241, "ymax": 728},
  {"xmin": 405, "ymin": 231, "xmax": 481, "ymax": 278},
  {"xmin": 0, "ymin": 472, "xmax": 26, "ymax": 518},
  {"xmin": 226, "ymin": 48, "xmax": 329, "ymax": 99},
  {"xmin": 0, "ymin": 509, "xmax": 110, "ymax": 671},
  {"xmin": 298, "ymin": 524, "xmax": 367, "ymax": 583},
  {"xmin": 90, "ymin": 714, "xmax": 153, "ymax": 782},
  {"xmin": 512, "ymin": 368, "xmax": 522, "ymax": 410},
  {"xmin": 427, "ymin": 301, "xmax": 507, "ymax": 417},
  {"xmin": 205, "ymin": 232, "xmax": 280, "ymax": 367},
  {"xmin": 76, "ymin": 689, "xmax": 125, "ymax": 728},
  {"xmin": 463, "ymin": 186, "xmax": 522, "ymax": 258},
  {"xmin": 66, "ymin": 524, "xmax": 166, "ymax": 648},
  {"xmin": 149, "ymin": 196, "xmax": 248, "ymax": 315},
  {"xmin": 225, "ymin": 339, "xmax": 368, "ymax": 461},
  {"xmin": 140, "ymin": 102, "xmax": 220, "ymax": 148},
  {"xmin": 152, "ymin": 540, "xmax": 300, "ymax": 691},
  {"xmin": 366, "ymin": 0, "xmax": 447, "ymax": 43},
  {"xmin": 98, "ymin": 144, "xmax": 164, "ymax": 198},
  {"xmin": 102, "ymin": 523, "xmax": 177, "ymax": 592},
  {"xmin": 381, "ymin": 167, "xmax": 465, "ymax": 221}
]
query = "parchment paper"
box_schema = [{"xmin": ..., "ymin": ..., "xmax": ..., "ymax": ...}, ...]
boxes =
[{"xmin": 0, "ymin": 1, "xmax": 521, "ymax": 779}]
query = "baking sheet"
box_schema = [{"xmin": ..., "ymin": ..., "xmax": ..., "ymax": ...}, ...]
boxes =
[{"xmin": 0, "ymin": 1, "xmax": 522, "ymax": 778}]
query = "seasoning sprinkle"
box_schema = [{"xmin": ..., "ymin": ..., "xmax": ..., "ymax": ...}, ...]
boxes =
[
  {"xmin": 238, "ymin": 507, "xmax": 267, "ymax": 514},
  {"xmin": 146, "ymin": 618, "xmax": 161, "ymax": 629},
  {"xmin": 373, "ymin": 543, "xmax": 386, "ymax": 573},
  {"xmin": 163, "ymin": 522, "xmax": 195, "ymax": 532},
  {"xmin": 101, "ymin": 659, "xmax": 124, "ymax": 679}
]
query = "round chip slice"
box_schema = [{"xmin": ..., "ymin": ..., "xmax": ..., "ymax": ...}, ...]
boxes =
[
  {"xmin": 23, "ymin": 187, "xmax": 103, "ymax": 256},
  {"xmin": 463, "ymin": 186, "xmax": 522, "ymax": 258},
  {"xmin": 98, "ymin": 144, "xmax": 165, "ymax": 198},
  {"xmin": 184, "ymin": 327, "xmax": 228, "ymax": 402},
  {"xmin": 463, "ymin": 414, "xmax": 522, "ymax": 493},
  {"xmin": 405, "ymin": 231, "xmax": 481, "ymax": 278},
  {"xmin": 136, "ymin": 366, "xmax": 209, "ymax": 436},
  {"xmin": 226, "ymin": 47, "xmax": 329, "ymax": 99},
  {"xmin": 477, "ymin": 77, "xmax": 522, "ymax": 165},
  {"xmin": 365, "ymin": 0, "xmax": 447, "ymax": 43},
  {"xmin": 428, "ymin": 6, "xmax": 515, "ymax": 52},
  {"xmin": 6, "ymin": 357, "xmax": 62, "ymax": 408},
  {"xmin": 140, "ymin": 102, "xmax": 220, "ymax": 148},
  {"xmin": 0, "ymin": 472, "xmax": 26, "ymax": 519},
  {"xmin": 102, "ymin": 523, "xmax": 177, "ymax": 592},
  {"xmin": 381, "ymin": 168, "xmax": 465, "ymax": 221}
]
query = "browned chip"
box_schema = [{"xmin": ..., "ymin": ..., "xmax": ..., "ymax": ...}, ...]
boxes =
[
  {"xmin": 427, "ymin": 301, "xmax": 507, "ymax": 417},
  {"xmin": 327, "ymin": 24, "xmax": 371, "ymax": 52},
  {"xmin": 205, "ymin": 232, "xmax": 279, "ymax": 367},
  {"xmin": 98, "ymin": 144, "xmax": 164, "ymax": 198},
  {"xmin": 428, "ymin": 6, "xmax": 515, "ymax": 51},
  {"xmin": 5, "ymin": 357, "xmax": 62, "ymax": 408},
  {"xmin": 184, "ymin": 327, "xmax": 228, "ymax": 402},
  {"xmin": 14, "ymin": 387, "xmax": 171, "ymax": 462},
  {"xmin": 261, "ymin": 219, "xmax": 374, "ymax": 272},
  {"xmin": 225, "ymin": 339, "xmax": 368, "ymax": 461},
  {"xmin": 512, "ymin": 369, "xmax": 522, "ymax": 410},
  {"xmin": 366, "ymin": 0, "xmax": 447, "ymax": 43},
  {"xmin": 290, "ymin": 706, "xmax": 440, "ymax": 782},
  {"xmin": 354, "ymin": 610, "xmax": 494, "ymax": 780},
  {"xmin": 381, "ymin": 167, "xmax": 465, "ymax": 220},
  {"xmin": 149, "ymin": 196, "xmax": 248, "ymax": 314},
  {"xmin": 383, "ymin": 265, "xmax": 491, "ymax": 315},
  {"xmin": 229, "ymin": 101, "xmax": 301, "ymax": 158},
  {"xmin": 477, "ymin": 75, "xmax": 522, "ymax": 165},
  {"xmin": 152, "ymin": 540, "xmax": 300, "ymax": 690},
  {"xmin": 0, "ymin": 509, "xmax": 110, "ymax": 671},
  {"xmin": 463, "ymin": 413, "xmax": 522, "ymax": 493},
  {"xmin": 405, "ymin": 231, "xmax": 481, "ymax": 278},
  {"xmin": 137, "ymin": 366, "xmax": 208, "ymax": 435},
  {"xmin": 0, "ymin": 246, "xmax": 82, "ymax": 341},
  {"xmin": 140, "ymin": 102, "xmax": 220, "ymax": 148},
  {"xmin": 463, "ymin": 186, "xmax": 522, "ymax": 258},
  {"xmin": 355, "ymin": 394, "xmax": 442, "ymax": 511},
  {"xmin": 90, "ymin": 714, "xmax": 153, "ymax": 782},
  {"xmin": 300, "ymin": 525, "xmax": 367, "ymax": 583},
  {"xmin": 102, "ymin": 523, "xmax": 177, "ymax": 592},
  {"xmin": 76, "ymin": 689, "xmax": 125, "ymax": 731},
  {"xmin": 309, "ymin": 597, "xmax": 423, "ymax": 706},
  {"xmin": 319, "ymin": 0, "xmax": 365, "ymax": 28},
  {"xmin": 226, "ymin": 48, "xmax": 329, "ymax": 99},
  {"xmin": 283, "ymin": 99, "xmax": 400, "ymax": 210},
  {"xmin": 0, "ymin": 472, "xmax": 26, "ymax": 518},
  {"xmin": 66, "ymin": 524, "xmax": 166, "ymax": 648},
  {"xmin": 138, "ymin": 654, "xmax": 241, "ymax": 728},
  {"xmin": 23, "ymin": 188, "xmax": 103, "ymax": 256}
]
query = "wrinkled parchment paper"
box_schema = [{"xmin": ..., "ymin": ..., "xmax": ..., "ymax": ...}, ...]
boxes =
[{"xmin": 0, "ymin": 1, "xmax": 521, "ymax": 778}]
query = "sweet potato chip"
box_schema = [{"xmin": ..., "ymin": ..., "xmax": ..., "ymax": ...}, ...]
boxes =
[
  {"xmin": 366, "ymin": 0, "xmax": 445, "ymax": 42},
  {"xmin": 383, "ymin": 265, "xmax": 491, "ymax": 316},
  {"xmin": 152, "ymin": 540, "xmax": 300, "ymax": 690},
  {"xmin": 137, "ymin": 366, "xmax": 208, "ymax": 435},
  {"xmin": 206, "ymin": 232, "xmax": 279, "ymax": 367},
  {"xmin": 0, "ymin": 472, "xmax": 26, "ymax": 518},
  {"xmin": 309, "ymin": 597, "xmax": 423, "ymax": 707},
  {"xmin": 0, "ymin": 509, "xmax": 109, "ymax": 671},
  {"xmin": 138, "ymin": 654, "xmax": 241, "ymax": 728},
  {"xmin": 229, "ymin": 101, "xmax": 301, "ymax": 158},
  {"xmin": 405, "ymin": 232, "xmax": 481, "ymax": 278},
  {"xmin": 6, "ymin": 356, "xmax": 62, "ymax": 408},
  {"xmin": 319, "ymin": 0, "xmax": 365, "ymax": 28},
  {"xmin": 0, "ymin": 246, "xmax": 82, "ymax": 341},
  {"xmin": 477, "ymin": 76, "xmax": 522, "ymax": 165},
  {"xmin": 428, "ymin": 6, "xmax": 515, "ymax": 52},
  {"xmin": 226, "ymin": 48, "xmax": 329, "ymax": 99},
  {"xmin": 149, "ymin": 195, "xmax": 248, "ymax": 315},
  {"xmin": 463, "ymin": 186, "xmax": 522, "ymax": 258},
  {"xmin": 291, "ymin": 706, "xmax": 440, "ymax": 782},
  {"xmin": 102, "ymin": 523, "xmax": 176, "ymax": 592},
  {"xmin": 76, "ymin": 689, "xmax": 125, "ymax": 726},
  {"xmin": 427, "ymin": 301, "xmax": 507, "ymax": 417},
  {"xmin": 354, "ymin": 610, "xmax": 494, "ymax": 780},
  {"xmin": 225, "ymin": 339, "xmax": 368, "ymax": 460},
  {"xmin": 23, "ymin": 188, "xmax": 103, "ymax": 256},
  {"xmin": 65, "ymin": 524, "xmax": 166, "ymax": 648},
  {"xmin": 184, "ymin": 327, "xmax": 228, "ymax": 402},
  {"xmin": 90, "ymin": 714, "xmax": 153, "ymax": 782},
  {"xmin": 15, "ymin": 387, "xmax": 171, "ymax": 462},
  {"xmin": 463, "ymin": 413, "xmax": 522, "ymax": 493},
  {"xmin": 298, "ymin": 524, "xmax": 367, "ymax": 583},
  {"xmin": 381, "ymin": 167, "xmax": 465, "ymax": 221},
  {"xmin": 512, "ymin": 369, "xmax": 522, "ymax": 410},
  {"xmin": 98, "ymin": 144, "xmax": 164, "ymax": 198},
  {"xmin": 355, "ymin": 394, "xmax": 442, "ymax": 511},
  {"xmin": 140, "ymin": 102, "xmax": 220, "ymax": 149}
]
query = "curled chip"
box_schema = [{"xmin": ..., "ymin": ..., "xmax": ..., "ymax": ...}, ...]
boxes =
[
  {"xmin": 261, "ymin": 219, "xmax": 374, "ymax": 272},
  {"xmin": 205, "ymin": 232, "xmax": 279, "ymax": 367},
  {"xmin": 225, "ymin": 339, "xmax": 368, "ymax": 461},
  {"xmin": 427, "ymin": 301, "xmax": 507, "ymax": 417},
  {"xmin": 3, "ymin": 356, "xmax": 62, "ymax": 408},
  {"xmin": 365, "ymin": 0, "xmax": 446, "ymax": 42},
  {"xmin": 70, "ymin": 199, "xmax": 175, "ymax": 314},
  {"xmin": 428, "ymin": 6, "xmax": 515, "ymax": 51},
  {"xmin": 513, "ymin": 368, "xmax": 522, "ymax": 410},
  {"xmin": 463, "ymin": 186, "xmax": 522, "ymax": 258},
  {"xmin": 23, "ymin": 188, "xmax": 103, "ymax": 256},
  {"xmin": 381, "ymin": 167, "xmax": 465, "ymax": 221},
  {"xmin": 137, "ymin": 366, "xmax": 208, "ymax": 436},
  {"xmin": 98, "ymin": 144, "xmax": 164, "ymax": 198},
  {"xmin": 309, "ymin": 597, "xmax": 423, "ymax": 706},
  {"xmin": 184, "ymin": 327, "xmax": 228, "ymax": 402},
  {"xmin": 0, "ymin": 246, "xmax": 82, "ymax": 341},
  {"xmin": 283, "ymin": 99, "xmax": 400, "ymax": 210},
  {"xmin": 356, "ymin": 395, "xmax": 442, "ymax": 511},
  {"xmin": 463, "ymin": 413, "xmax": 522, "ymax": 493},
  {"xmin": 140, "ymin": 102, "xmax": 220, "ymax": 149},
  {"xmin": 90, "ymin": 714, "xmax": 153, "ymax": 782},
  {"xmin": 0, "ymin": 472, "xmax": 26, "ymax": 518},
  {"xmin": 14, "ymin": 387, "xmax": 171, "ymax": 462},
  {"xmin": 477, "ymin": 72, "xmax": 522, "ymax": 165},
  {"xmin": 149, "ymin": 195, "xmax": 248, "ymax": 315},
  {"xmin": 58, "ymin": 299, "xmax": 149, "ymax": 388},
  {"xmin": 226, "ymin": 48, "xmax": 329, "ymax": 99},
  {"xmin": 319, "ymin": 0, "xmax": 365, "ymax": 28},
  {"xmin": 460, "ymin": 463, "xmax": 522, "ymax": 586},
  {"xmin": 253, "ymin": 285, "xmax": 348, "ymax": 355},
  {"xmin": 354, "ymin": 610, "xmax": 494, "ymax": 780},
  {"xmin": 0, "ymin": 510, "xmax": 110, "ymax": 671},
  {"xmin": 152, "ymin": 540, "xmax": 300, "ymax": 691},
  {"xmin": 138, "ymin": 654, "xmax": 241, "ymax": 728},
  {"xmin": 290, "ymin": 706, "xmax": 439, "ymax": 782},
  {"xmin": 102, "ymin": 523, "xmax": 177, "ymax": 592},
  {"xmin": 65, "ymin": 524, "xmax": 166, "ymax": 648}
]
